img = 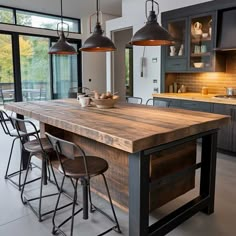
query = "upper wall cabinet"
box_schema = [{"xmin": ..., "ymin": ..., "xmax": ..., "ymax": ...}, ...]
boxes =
[
  {"xmin": 164, "ymin": 18, "xmax": 188, "ymax": 72},
  {"xmin": 162, "ymin": 11, "xmax": 225, "ymax": 73}
]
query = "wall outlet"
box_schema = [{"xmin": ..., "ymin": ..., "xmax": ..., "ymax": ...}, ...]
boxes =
[
  {"xmin": 152, "ymin": 58, "xmax": 158, "ymax": 63},
  {"xmin": 153, "ymin": 87, "xmax": 159, "ymax": 93}
]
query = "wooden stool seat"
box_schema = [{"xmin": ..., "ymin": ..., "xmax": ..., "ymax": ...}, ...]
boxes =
[
  {"xmin": 58, "ymin": 156, "xmax": 108, "ymax": 178},
  {"xmin": 24, "ymin": 138, "xmax": 52, "ymax": 154}
]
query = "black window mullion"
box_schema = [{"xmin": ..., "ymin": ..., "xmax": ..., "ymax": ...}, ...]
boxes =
[
  {"xmin": 13, "ymin": 8, "xmax": 16, "ymax": 25},
  {"xmin": 12, "ymin": 33, "xmax": 22, "ymax": 102}
]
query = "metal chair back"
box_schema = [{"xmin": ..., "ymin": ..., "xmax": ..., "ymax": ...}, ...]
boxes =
[
  {"xmin": 9, "ymin": 117, "xmax": 43, "ymax": 151},
  {"xmin": 0, "ymin": 110, "xmax": 15, "ymax": 136},
  {"xmin": 45, "ymin": 132, "xmax": 89, "ymax": 177},
  {"xmin": 126, "ymin": 96, "xmax": 142, "ymax": 104}
]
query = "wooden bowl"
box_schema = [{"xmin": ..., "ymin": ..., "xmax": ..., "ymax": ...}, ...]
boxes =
[{"xmin": 91, "ymin": 97, "xmax": 119, "ymax": 109}]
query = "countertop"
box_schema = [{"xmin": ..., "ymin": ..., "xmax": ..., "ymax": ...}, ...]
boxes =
[
  {"xmin": 153, "ymin": 93, "xmax": 236, "ymax": 105},
  {"xmin": 5, "ymin": 99, "xmax": 229, "ymax": 153}
]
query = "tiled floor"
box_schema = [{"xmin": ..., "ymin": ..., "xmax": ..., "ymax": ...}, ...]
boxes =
[{"xmin": 0, "ymin": 120, "xmax": 236, "ymax": 236}]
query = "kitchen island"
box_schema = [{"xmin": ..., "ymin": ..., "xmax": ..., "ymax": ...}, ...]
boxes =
[{"xmin": 5, "ymin": 99, "xmax": 229, "ymax": 236}]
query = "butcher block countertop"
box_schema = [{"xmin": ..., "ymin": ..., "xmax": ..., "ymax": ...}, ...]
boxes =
[
  {"xmin": 153, "ymin": 93, "xmax": 236, "ymax": 105},
  {"xmin": 5, "ymin": 99, "xmax": 229, "ymax": 153}
]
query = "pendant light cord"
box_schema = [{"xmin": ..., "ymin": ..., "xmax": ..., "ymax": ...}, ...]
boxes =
[
  {"xmin": 61, "ymin": 0, "xmax": 63, "ymax": 24},
  {"xmin": 96, "ymin": 0, "xmax": 100, "ymax": 23}
]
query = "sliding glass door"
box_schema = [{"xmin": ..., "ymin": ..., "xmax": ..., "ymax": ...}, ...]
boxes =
[
  {"xmin": 52, "ymin": 43, "xmax": 79, "ymax": 99},
  {"xmin": 0, "ymin": 33, "xmax": 15, "ymax": 104},
  {"xmin": 0, "ymin": 31, "xmax": 81, "ymax": 102},
  {"xmin": 19, "ymin": 35, "xmax": 51, "ymax": 101}
]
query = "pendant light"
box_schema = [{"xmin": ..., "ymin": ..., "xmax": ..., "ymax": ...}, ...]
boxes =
[
  {"xmin": 130, "ymin": 0, "xmax": 174, "ymax": 46},
  {"xmin": 48, "ymin": 0, "xmax": 77, "ymax": 55},
  {"xmin": 80, "ymin": 0, "xmax": 116, "ymax": 52}
]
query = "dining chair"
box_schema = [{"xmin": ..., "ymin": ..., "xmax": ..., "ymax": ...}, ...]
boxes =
[
  {"xmin": 0, "ymin": 88, "xmax": 14, "ymax": 105},
  {"xmin": 46, "ymin": 132, "xmax": 121, "ymax": 236},
  {"xmin": 126, "ymin": 96, "xmax": 142, "ymax": 104},
  {"xmin": 0, "ymin": 110, "xmax": 39, "ymax": 190},
  {"xmin": 10, "ymin": 117, "xmax": 61, "ymax": 222}
]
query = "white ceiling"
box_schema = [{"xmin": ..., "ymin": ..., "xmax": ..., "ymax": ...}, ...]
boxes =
[{"xmin": 0, "ymin": 0, "xmax": 122, "ymax": 18}]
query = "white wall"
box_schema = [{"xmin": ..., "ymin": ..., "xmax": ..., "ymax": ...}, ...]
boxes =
[{"xmin": 106, "ymin": 0, "xmax": 213, "ymax": 103}]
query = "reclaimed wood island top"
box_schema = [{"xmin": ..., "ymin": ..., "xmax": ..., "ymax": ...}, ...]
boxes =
[{"xmin": 5, "ymin": 99, "xmax": 229, "ymax": 153}]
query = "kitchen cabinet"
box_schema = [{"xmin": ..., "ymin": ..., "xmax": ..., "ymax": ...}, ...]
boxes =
[
  {"xmin": 213, "ymin": 104, "xmax": 236, "ymax": 153},
  {"xmin": 162, "ymin": 11, "xmax": 225, "ymax": 73},
  {"xmin": 164, "ymin": 18, "xmax": 188, "ymax": 72},
  {"xmin": 189, "ymin": 12, "xmax": 216, "ymax": 72},
  {"xmin": 154, "ymin": 98, "xmax": 213, "ymax": 112}
]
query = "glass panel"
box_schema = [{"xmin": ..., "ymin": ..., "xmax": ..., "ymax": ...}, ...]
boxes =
[
  {"xmin": 190, "ymin": 15, "xmax": 213, "ymax": 69},
  {"xmin": 52, "ymin": 44, "xmax": 78, "ymax": 99},
  {"xmin": 0, "ymin": 34, "xmax": 15, "ymax": 105},
  {"xmin": 19, "ymin": 35, "xmax": 51, "ymax": 101},
  {"xmin": 167, "ymin": 20, "xmax": 186, "ymax": 57},
  {"xmin": 16, "ymin": 10, "xmax": 79, "ymax": 33},
  {"xmin": 0, "ymin": 7, "xmax": 14, "ymax": 24}
]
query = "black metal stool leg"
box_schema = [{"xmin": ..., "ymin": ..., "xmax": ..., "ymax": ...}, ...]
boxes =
[
  {"xmin": 81, "ymin": 178, "xmax": 89, "ymax": 220},
  {"xmin": 38, "ymin": 157, "xmax": 45, "ymax": 222},
  {"xmin": 101, "ymin": 174, "xmax": 121, "ymax": 233},
  {"xmin": 52, "ymin": 175, "xmax": 66, "ymax": 234},
  {"xmin": 88, "ymin": 183, "xmax": 95, "ymax": 213},
  {"xmin": 21, "ymin": 154, "xmax": 33, "ymax": 204},
  {"xmin": 4, "ymin": 137, "xmax": 18, "ymax": 179},
  {"xmin": 70, "ymin": 179, "xmax": 78, "ymax": 236}
]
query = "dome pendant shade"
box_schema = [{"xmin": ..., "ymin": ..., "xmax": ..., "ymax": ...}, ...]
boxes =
[
  {"xmin": 49, "ymin": 31, "xmax": 77, "ymax": 55},
  {"xmin": 130, "ymin": 8, "xmax": 174, "ymax": 46},
  {"xmin": 80, "ymin": 23, "xmax": 116, "ymax": 52}
]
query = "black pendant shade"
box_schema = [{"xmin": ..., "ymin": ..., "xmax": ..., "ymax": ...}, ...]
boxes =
[
  {"xmin": 48, "ymin": 0, "xmax": 77, "ymax": 55},
  {"xmin": 80, "ymin": 0, "xmax": 116, "ymax": 52},
  {"xmin": 130, "ymin": 0, "xmax": 174, "ymax": 46},
  {"xmin": 80, "ymin": 23, "xmax": 116, "ymax": 52},
  {"xmin": 48, "ymin": 31, "xmax": 77, "ymax": 55}
]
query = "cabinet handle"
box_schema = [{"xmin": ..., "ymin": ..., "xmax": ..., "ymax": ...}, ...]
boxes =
[{"xmin": 173, "ymin": 63, "xmax": 181, "ymax": 66}]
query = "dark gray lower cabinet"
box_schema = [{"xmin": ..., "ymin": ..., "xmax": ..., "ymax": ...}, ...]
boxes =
[
  {"xmin": 213, "ymin": 104, "xmax": 236, "ymax": 153},
  {"xmin": 153, "ymin": 97, "xmax": 235, "ymax": 153}
]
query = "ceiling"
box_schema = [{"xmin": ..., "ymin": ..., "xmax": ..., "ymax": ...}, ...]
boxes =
[{"xmin": 0, "ymin": 0, "xmax": 122, "ymax": 18}]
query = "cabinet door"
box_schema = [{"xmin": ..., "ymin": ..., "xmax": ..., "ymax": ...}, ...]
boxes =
[
  {"xmin": 188, "ymin": 12, "xmax": 216, "ymax": 72},
  {"xmin": 230, "ymin": 107, "xmax": 236, "ymax": 152},
  {"xmin": 181, "ymin": 100, "xmax": 212, "ymax": 112},
  {"xmin": 213, "ymin": 104, "xmax": 232, "ymax": 151},
  {"xmin": 164, "ymin": 18, "xmax": 188, "ymax": 72}
]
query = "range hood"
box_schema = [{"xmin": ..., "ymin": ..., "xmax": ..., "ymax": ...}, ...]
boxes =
[{"xmin": 216, "ymin": 8, "xmax": 236, "ymax": 51}]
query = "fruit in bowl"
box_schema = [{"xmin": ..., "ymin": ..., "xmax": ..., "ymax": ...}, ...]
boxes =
[{"xmin": 91, "ymin": 91, "xmax": 119, "ymax": 109}]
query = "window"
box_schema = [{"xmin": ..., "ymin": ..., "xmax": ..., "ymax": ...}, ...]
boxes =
[
  {"xmin": 0, "ymin": 6, "xmax": 80, "ymax": 33},
  {"xmin": 16, "ymin": 10, "xmax": 79, "ymax": 33},
  {"xmin": 0, "ymin": 7, "xmax": 14, "ymax": 24}
]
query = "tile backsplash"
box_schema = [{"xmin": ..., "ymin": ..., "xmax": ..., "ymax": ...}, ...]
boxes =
[
  {"xmin": 175, "ymin": 72, "xmax": 236, "ymax": 94},
  {"xmin": 174, "ymin": 54, "xmax": 236, "ymax": 94}
]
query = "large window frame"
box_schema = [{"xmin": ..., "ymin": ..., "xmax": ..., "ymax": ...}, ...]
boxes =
[
  {"xmin": 0, "ymin": 5, "xmax": 81, "ymax": 33},
  {"xmin": 0, "ymin": 29, "xmax": 82, "ymax": 102}
]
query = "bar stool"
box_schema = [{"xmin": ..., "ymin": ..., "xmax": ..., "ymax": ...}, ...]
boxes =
[
  {"xmin": 0, "ymin": 110, "xmax": 39, "ymax": 190},
  {"xmin": 46, "ymin": 132, "xmax": 121, "ymax": 236},
  {"xmin": 10, "ymin": 117, "xmax": 61, "ymax": 222}
]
